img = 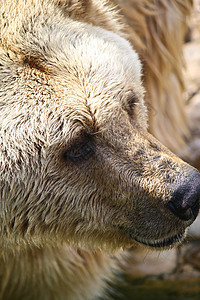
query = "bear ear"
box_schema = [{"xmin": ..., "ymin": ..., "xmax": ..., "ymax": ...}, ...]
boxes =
[
  {"xmin": 54, "ymin": 0, "xmax": 124, "ymax": 35},
  {"xmin": 54, "ymin": 0, "xmax": 91, "ymax": 17}
]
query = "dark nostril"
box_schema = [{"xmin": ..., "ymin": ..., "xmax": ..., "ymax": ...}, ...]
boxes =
[
  {"xmin": 167, "ymin": 200, "xmax": 197, "ymax": 221},
  {"xmin": 167, "ymin": 171, "xmax": 200, "ymax": 222}
]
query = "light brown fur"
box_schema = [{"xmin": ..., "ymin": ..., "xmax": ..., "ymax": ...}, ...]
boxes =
[
  {"xmin": 0, "ymin": 1, "xmax": 199, "ymax": 299},
  {"xmin": 115, "ymin": 0, "xmax": 193, "ymax": 152}
]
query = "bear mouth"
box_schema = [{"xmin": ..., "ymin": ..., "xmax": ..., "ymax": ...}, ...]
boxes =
[{"xmin": 132, "ymin": 232, "xmax": 185, "ymax": 248}]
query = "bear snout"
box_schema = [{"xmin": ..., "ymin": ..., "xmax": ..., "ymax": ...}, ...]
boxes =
[{"xmin": 167, "ymin": 170, "xmax": 200, "ymax": 222}]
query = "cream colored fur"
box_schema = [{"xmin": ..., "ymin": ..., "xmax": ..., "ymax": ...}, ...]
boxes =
[
  {"xmin": 0, "ymin": 1, "xmax": 198, "ymax": 300},
  {"xmin": 115, "ymin": 0, "xmax": 193, "ymax": 152}
]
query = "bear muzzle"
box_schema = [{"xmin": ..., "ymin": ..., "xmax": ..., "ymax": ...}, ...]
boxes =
[{"xmin": 167, "ymin": 169, "xmax": 200, "ymax": 222}]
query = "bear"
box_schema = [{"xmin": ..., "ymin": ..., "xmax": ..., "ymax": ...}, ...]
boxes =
[
  {"xmin": 0, "ymin": 0, "xmax": 200, "ymax": 299},
  {"xmin": 114, "ymin": 0, "xmax": 194, "ymax": 153}
]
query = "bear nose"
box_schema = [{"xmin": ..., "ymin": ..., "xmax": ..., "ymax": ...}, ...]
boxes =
[{"xmin": 167, "ymin": 171, "xmax": 200, "ymax": 221}]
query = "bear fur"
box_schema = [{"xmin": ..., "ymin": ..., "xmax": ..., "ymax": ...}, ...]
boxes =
[
  {"xmin": 0, "ymin": 1, "xmax": 199, "ymax": 299},
  {"xmin": 115, "ymin": 0, "xmax": 193, "ymax": 152}
]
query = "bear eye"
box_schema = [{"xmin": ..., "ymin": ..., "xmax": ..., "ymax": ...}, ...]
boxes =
[
  {"xmin": 127, "ymin": 92, "xmax": 138, "ymax": 108},
  {"xmin": 63, "ymin": 138, "xmax": 95, "ymax": 162},
  {"xmin": 124, "ymin": 92, "xmax": 138, "ymax": 117}
]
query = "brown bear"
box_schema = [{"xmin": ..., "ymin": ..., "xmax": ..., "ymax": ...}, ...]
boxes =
[
  {"xmin": 114, "ymin": 0, "xmax": 194, "ymax": 153},
  {"xmin": 0, "ymin": 0, "xmax": 199, "ymax": 299}
]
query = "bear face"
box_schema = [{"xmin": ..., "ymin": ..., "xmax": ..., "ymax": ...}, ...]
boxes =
[{"xmin": 0, "ymin": 0, "xmax": 200, "ymax": 257}]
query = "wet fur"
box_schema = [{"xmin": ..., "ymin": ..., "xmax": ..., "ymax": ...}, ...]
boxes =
[{"xmin": 0, "ymin": 1, "xmax": 197, "ymax": 299}]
